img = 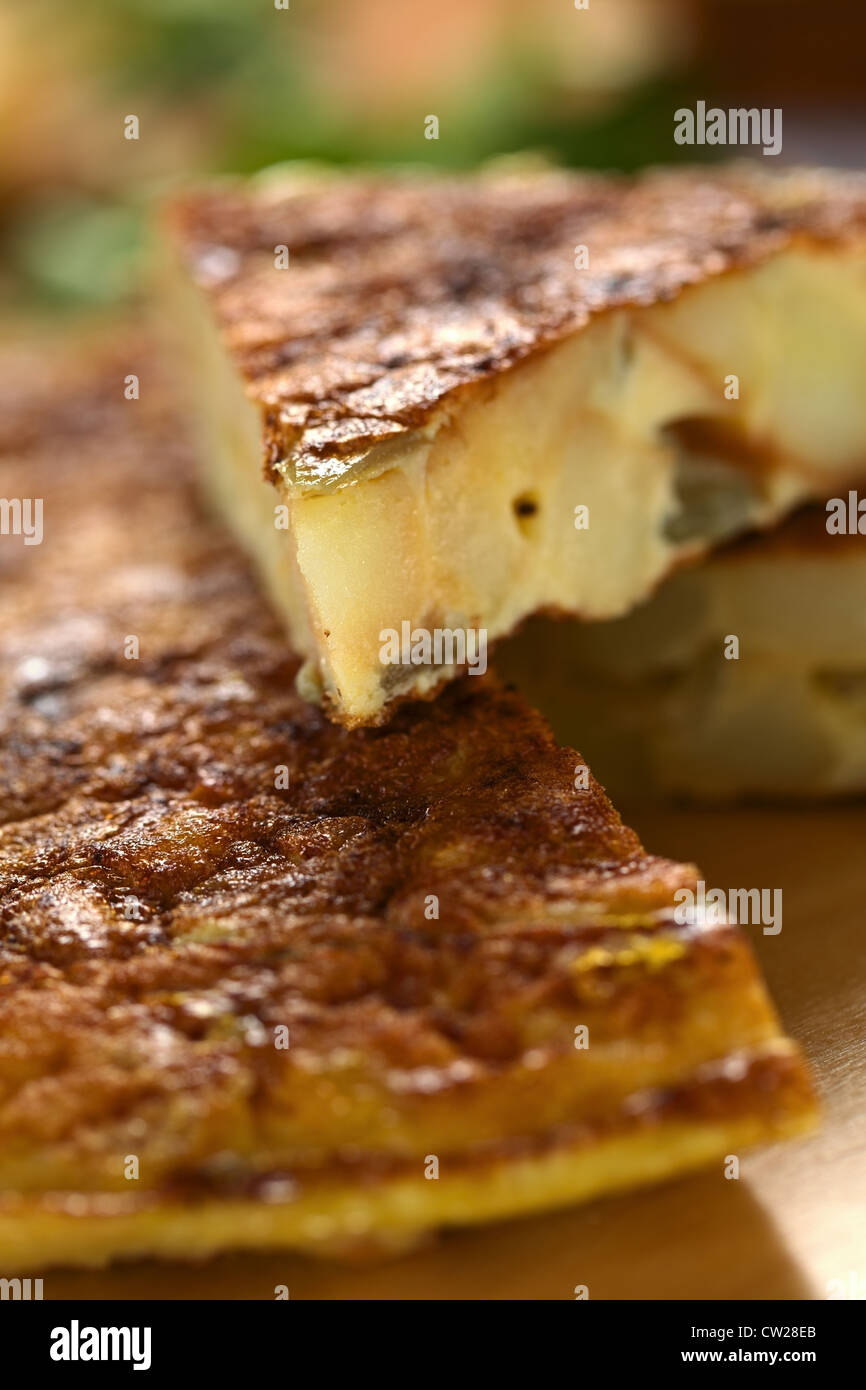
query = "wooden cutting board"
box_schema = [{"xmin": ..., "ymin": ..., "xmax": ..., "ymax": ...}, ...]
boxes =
[{"xmin": 44, "ymin": 805, "xmax": 866, "ymax": 1300}]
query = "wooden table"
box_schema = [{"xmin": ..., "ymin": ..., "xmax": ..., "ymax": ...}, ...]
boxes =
[{"xmin": 46, "ymin": 805, "xmax": 866, "ymax": 1300}]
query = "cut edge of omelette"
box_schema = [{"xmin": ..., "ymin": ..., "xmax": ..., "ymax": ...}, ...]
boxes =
[{"xmin": 0, "ymin": 1042, "xmax": 814, "ymax": 1270}]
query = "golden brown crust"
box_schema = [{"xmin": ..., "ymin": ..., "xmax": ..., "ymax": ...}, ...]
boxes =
[
  {"xmin": 0, "ymin": 336, "xmax": 815, "ymax": 1248},
  {"xmin": 166, "ymin": 163, "xmax": 866, "ymax": 491},
  {"xmin": 0, "ymin": 1045, "xmax": 808, "ymax": 1215}
]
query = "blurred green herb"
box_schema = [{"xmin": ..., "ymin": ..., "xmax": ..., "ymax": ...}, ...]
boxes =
[
  {"xmin": 6, "ymin": 0, "xmax": 712, "ymax": 307},
  {"xmin": 6, "ymin": 197, "xmax": 145, "ymax": 307}
]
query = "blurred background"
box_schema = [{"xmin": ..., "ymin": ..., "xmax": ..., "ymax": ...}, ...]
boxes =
[{"xmin": 0, "ymin": 0, "xmax": 862, "ymax": 310}]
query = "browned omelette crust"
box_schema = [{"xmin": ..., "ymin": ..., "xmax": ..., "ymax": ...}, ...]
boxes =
[
  {"xmin": 167, "ymin": 164, "xmax": 866, "ymax": 490},
  {"xmin": 0, "ymin": 337, "xmax": 812, "ymax": 1223}
]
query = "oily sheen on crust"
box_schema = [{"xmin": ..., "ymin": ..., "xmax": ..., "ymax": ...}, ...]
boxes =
[
  {"xmin": 0, "ymin": 335, "xmax": 815, "ymax": 1266},
  {"xmin": 168, "ymin": 164, "xmax": 866, "ymax": 492}
]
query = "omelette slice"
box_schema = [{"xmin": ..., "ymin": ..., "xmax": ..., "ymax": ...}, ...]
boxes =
[
  {"xmin": 500, "ymin": 506, "xmax": 866, "ymax": 801},
  {"xmin": 0, "ymin": 337, "xmax": 814, "ymax": 1270},
  {"xmin": 165, "ymin": 162, "xmax": 866, "ymax": 725}
]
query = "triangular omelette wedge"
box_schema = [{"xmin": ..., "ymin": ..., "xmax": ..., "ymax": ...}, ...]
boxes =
[
  {"xmin": 0, "ymin": 337, "xmax": 815, "ymax": 1270},
  {"xmin": 165, "ymin": 163, "xmax": 866, "ymax": 725}
]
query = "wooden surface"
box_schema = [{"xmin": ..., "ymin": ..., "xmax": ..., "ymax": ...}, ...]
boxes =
[{"xmin": 45, "ymin": 805, "xmax": 866, "ymax": 1300}]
